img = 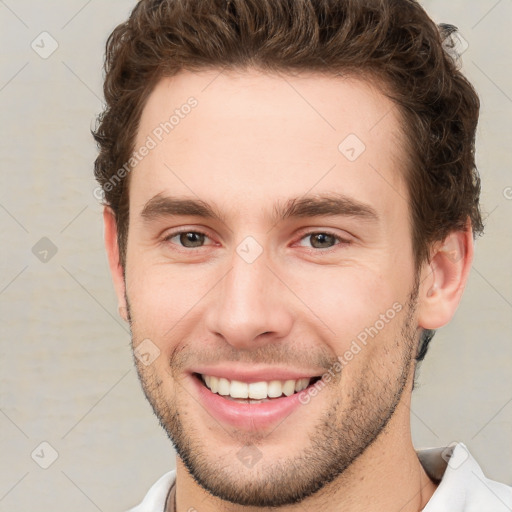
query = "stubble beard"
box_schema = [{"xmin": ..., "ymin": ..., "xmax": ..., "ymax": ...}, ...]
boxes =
[{"xmin": 127, "ymin": 283, "xmax": 419, "ymax": 507}]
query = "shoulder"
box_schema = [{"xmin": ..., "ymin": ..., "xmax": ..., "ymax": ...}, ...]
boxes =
[{"xmin": 125, "ymin": 470, "xmax": 176, "ymax": 512}]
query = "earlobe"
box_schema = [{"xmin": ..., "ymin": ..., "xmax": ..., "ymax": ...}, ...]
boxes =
[
  {"xmin": 103, "ymin": 206, "xmax": 128, "ymax": 322},
  {"xmin": 417, "ymin": 223, "xmax": 474, "ymax": 330},
  {"xmin": 118, "ymin": 305, "xmax": 129, "ymax": 323}
]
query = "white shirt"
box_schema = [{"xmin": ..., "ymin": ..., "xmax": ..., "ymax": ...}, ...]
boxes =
[{"xmin": 127, "ymin": 442, "xmax": 512, "ymax": 511}]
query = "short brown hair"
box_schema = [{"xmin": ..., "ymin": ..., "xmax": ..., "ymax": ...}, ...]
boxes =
[{"xmin": 93, "ymin": 0, "xmax": 483, "ymax": 357}]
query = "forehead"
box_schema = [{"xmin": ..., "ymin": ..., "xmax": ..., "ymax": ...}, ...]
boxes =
[{"xmin": 131, "ymin": 69, "xmax": 408, "ymax": 222}]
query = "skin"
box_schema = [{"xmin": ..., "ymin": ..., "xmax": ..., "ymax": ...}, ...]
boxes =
[{"xmin": 104, "ymin": 69, "xmax": 474, "ymax": 511}]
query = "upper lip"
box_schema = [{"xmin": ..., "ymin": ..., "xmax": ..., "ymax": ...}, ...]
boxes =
[{"xmin": 190, "ymin": 365, "xmax": 324, "ymax": 383}]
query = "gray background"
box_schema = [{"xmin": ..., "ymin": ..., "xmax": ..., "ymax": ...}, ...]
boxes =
[{"xmin": 0, "ymin": 1, "xmax": 511, "ymax": 510}]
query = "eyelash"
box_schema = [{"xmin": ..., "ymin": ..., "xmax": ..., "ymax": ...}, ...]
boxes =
[{"xmin": 162, "ymin": 229, "xmax": 351, "ymax": 253}]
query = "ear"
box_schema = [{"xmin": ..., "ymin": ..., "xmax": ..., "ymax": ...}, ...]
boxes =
[
  {"xmin": 103, "ymin": 206, "xmax": 129, "ymax": 322},
  {"xmin": 417, "ymin": 222, "xmax": 474, "ymax": 330}
]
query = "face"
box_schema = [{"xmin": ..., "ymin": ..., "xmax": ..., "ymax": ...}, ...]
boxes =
[{"xmin": 122, "ymin": 69, "xmax": 421, "ymax": 506}]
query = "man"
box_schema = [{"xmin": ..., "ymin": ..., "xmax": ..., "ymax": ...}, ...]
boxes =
[{"xmin": 93, "ymin": 0, "xmax": 512, "ymax": 510}]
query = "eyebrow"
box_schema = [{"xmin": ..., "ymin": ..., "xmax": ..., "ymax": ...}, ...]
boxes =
[{"xmin": 140, "ymin": 192, "xmax": 379, "ymax": 225}]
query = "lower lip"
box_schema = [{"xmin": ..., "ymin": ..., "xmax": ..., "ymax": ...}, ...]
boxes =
[{"xmin": 189, "ymin": 374, "xmax": 315, "ymax": 431}]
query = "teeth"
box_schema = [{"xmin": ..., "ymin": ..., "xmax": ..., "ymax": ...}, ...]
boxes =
[
  {"xmin": 230, "ymin": 380, "xmax": 249, "ymax": 398},
  {"xmin": 267, "ymin": 380, "xmax": 282, "ymax": 398},
  {"xmin": 295, "ymin": 378, "xmax": 308, "ymax": 392},
  {"xmin": 218, "ymin": 377, "xmax": 230, "ymax": 396},
  {"xmin": 201, "ymin": 374, "xmax": 312, "ymax": 400},
  {"xmin": 248, "ymin": 381, "xmax": 267, "ymax": 399},
  {"xmin": 282, "ymin": 379, "xmax": 296, "ymax": 396},
  {"xmin": 209, "ymin": 375, "xmax": 218, "ymax": 393}
]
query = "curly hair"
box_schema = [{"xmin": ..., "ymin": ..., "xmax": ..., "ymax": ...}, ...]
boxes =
[{"xmin": 93, "ymin": 0, "xmax": 483, "ymax": 361}]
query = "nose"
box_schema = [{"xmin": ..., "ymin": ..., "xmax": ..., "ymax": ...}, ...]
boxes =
[{"xmin": 204, "ymin": 247, "xmax": 293, "ymax": 350}]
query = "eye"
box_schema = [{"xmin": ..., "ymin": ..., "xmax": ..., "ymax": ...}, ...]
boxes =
[
  {"xmin": 161, "ymin": 229, "xmax": 351, "ymax": 252},
  {"xmin": 163, "ymin": 230, "xmax": 212, "ymax": 249},
  {"xmin": 296, "ymin": 231, "xmax": 350, "ymax": 250}
]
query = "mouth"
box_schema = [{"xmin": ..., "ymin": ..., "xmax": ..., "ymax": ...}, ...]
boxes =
[{"xmin": 193, "ymin": 372, "xmax": 323, "ymax": 403}]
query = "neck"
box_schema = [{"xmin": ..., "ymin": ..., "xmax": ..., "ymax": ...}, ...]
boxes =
[{"xmin": 172, "ymin": 397, "xmax": 438, "ymax": 512}]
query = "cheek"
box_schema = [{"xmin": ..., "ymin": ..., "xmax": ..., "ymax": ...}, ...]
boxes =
[
  {"xmin": 287, "ymin": 264, "xmax": 405, "ymax": 341},
  {"xmin": 125, "ymin": 260, "xmax": 213, "ymax": 338},
  {"xmin": 293, "ymin": 266, "xmax": 413, "ymax": 388}
]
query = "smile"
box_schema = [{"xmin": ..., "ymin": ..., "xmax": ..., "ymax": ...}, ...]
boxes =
[
  {"xmin": 198, "ymin": 373, "xmax": 320, "ymax": 402},
  {"xmin": 189, "ymin": 370, "xmax": 324, "ymax": 430}
]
